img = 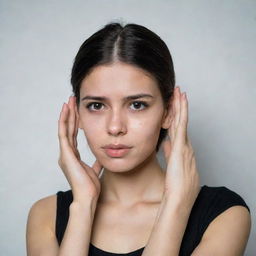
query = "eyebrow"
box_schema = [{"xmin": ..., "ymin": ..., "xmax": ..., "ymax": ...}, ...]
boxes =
[{"xmin": 81, "ymin": 93, "xmax": 154, "ymax": 101}]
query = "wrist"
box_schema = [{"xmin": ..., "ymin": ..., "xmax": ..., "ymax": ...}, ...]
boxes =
[
  {"xmin": 162, "ymin": 193, "xmax": 193, "ymax": 218},
  {"xmin": 70, "ymin": 199, "xmax": 98, "ymax": 216}
]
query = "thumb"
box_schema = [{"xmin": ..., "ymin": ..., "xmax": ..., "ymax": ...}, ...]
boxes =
[{"xmin": 92, "ymin": 159, "xmax": 104, "ymax": 177}]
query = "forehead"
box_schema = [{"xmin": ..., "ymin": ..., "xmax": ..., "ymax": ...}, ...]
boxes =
[{"xmin": 80, "ymin": 62, "xmax": 160, "ymax": 96}]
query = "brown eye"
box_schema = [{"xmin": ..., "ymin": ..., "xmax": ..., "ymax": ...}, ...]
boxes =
[
  {"xmin": 130, "ymin": 101, "xmax": 149, "ymax": 110},
  {"xmin": 86, "ymin": 102, "xmax": 104, "ymax": 111},
  {"xmin": 85, "ymin": 101, "xmax": 149, "ymax": 112}
]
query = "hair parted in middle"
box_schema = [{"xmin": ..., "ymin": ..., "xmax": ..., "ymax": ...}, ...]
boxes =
[{"xmin": 71, "ymin": 21, "xmax": 175, "ymax": 152}]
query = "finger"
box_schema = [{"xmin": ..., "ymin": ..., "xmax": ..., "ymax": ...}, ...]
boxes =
[
  {"xmin": 187, "ymin": 136, "xmax": 193, "ymax": 151},
  {"xmin": 58, "ymin": 103, "xmax": 71, "ymax": 150},
  {"xmin": 167, "ymin": 93, "xmax": 175, "ymax": 140},
  {"xmin": 58, "ymin": 102, "xmax": 79, "ymax": 160},
  {"xmin": 174, "ymin": 86, "xmax": 181, "ymax": 132},
  {"xmin": 67, "ymin": 96, "xmax": 81, "ymax": 160},
  {"xmin": 169, "ymin": 86, "xmax": 181, "ymax": 146},
  {"xmin": 73, "ymin": 101, "xmax": 81, "ymax": 160},
  {"xmin": 80, "ymin": 159, "xmax": 103, "ymax": 177},
  {"xmin": 67, "ymin": 96, "xmax": 76, "ymax": 149},
  {"xmin": 74, "ymin": 99, "xmax": 79, "ymax": 149},
  {"xmin": 161, "ymin": 138, "xmax": 172, "ymax": 162},
  {"xmin": 175, "ymin": 91, "xmax": 188, "ymax": 148},
  {"xmin": 92, "ymin": 159, "xmax": 103, "ymax": 177}
]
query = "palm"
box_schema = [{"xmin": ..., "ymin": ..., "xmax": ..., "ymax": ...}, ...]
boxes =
[
  {"xmin": 160, "ymin": 87, "xmax": 200, "ymax": 205},
  {"xmin": 58, "ymin": 96, "xmax": 103, "ymax": 202}
]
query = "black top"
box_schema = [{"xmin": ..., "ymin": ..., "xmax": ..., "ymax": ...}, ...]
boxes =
[{"xmin": 55, "ymin": 185, "xmax": 250, "ymax": 256}]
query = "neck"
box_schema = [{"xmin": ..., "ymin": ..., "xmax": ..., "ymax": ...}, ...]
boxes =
[{"xmin": 98, "ymin": 151, "xmax": 166, "ymax": 207}]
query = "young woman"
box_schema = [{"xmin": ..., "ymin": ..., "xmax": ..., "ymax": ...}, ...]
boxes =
[{"xmin": 26, "ymin": 22, "xmax": 251, "ymax": 256}]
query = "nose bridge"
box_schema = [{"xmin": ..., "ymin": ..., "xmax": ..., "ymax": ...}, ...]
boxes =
[{"xmin": 107, "ymin": 105, "xmax": 127, "ymax": 135}]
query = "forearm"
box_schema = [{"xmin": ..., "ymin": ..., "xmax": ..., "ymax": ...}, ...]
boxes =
[
  {"xmin": 58, "ymin": 200, "xmax": 97, "ymax": 256},
  {"xmin": 142, "ymin": 195, "xmax": 192, "ymax": 256}
]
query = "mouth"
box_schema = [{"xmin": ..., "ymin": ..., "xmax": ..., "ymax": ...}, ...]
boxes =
[{"xmin": 103, "ymin": 148, "xmax": 131, "ymax": 157}]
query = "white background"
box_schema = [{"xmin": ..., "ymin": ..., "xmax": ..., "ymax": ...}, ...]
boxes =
[{"xmin": 0, "ymin": 0, "xmax": 255, "ymax": 255}]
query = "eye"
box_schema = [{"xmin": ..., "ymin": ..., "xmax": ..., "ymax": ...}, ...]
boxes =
[
  {"xmin": 85, "ymin": 101, "xmax": 149, "ymax": 112},
  {"xmin": 130, "ymin": 101, "xmax": 149, "ymax": 111},
  {"xmin": 86, "ymin": 102, "xmax": 104, "ymax": 111}
]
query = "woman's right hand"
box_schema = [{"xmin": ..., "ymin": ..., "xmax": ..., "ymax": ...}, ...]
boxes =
[{"xmin": 58, "ymin": 96, "xmax": 103, "ymax": 204}]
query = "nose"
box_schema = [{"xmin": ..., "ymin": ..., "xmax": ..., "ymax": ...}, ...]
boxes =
[{"xmin": 107, "ymin": 109, "xmax": 127, "ymax": 136}]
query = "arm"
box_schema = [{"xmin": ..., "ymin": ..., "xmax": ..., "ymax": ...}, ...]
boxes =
[
  {"xmin": 26, "ymin": 195, "xmax": 98, "ymax": 256},
  {"xmin": 58, "ymin": 200, "xmax": 97, "ymax": 256},
  {"xmin": 142, "ymin": 87, "xmax": 251, "ymax": 255},
  {"xmin": 140, "ymin": 87, "xmax": 200, "ymax": 255},
  {"xmin": 141, "ymin": 198, "xmax": 251, "ymax": 256},
  {"xmin": 26, "ymin": 96, "xmax": 103, "ymax": 255},
  {"xmin": 141, "ymin": 194, "xmax": 192, "ymax": 255},
  {"xmin": 191, "ymin": 205, "xmax": 251, "ymax": 256},
  {"xmin": 56, "ymin": 96, "xmax": 102, "ymax": 255}
]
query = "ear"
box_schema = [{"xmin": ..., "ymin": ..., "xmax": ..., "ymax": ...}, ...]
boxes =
[{"xmin": 161, "ymin": 100, "xmax": 173, "ymax": 129}]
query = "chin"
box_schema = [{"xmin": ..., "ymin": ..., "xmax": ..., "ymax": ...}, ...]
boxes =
[
  {"xmin": 97, "ymin": 149, "xmax": 155, "ymax": 174},
  {"xmin": 100, "ymin": 157, "xmax": 138, "ymax": 173}
]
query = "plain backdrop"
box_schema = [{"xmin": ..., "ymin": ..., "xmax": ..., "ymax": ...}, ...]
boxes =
[{"xmin": 0, "ymin": 0, "xmax": 255, "ymax": 255}]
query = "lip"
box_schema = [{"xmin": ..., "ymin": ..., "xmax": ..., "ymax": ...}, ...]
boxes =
[
  {"xmin": 102, "ymin": 144, "xmax": 132, "ymax": 158},
  {"xmin": 103, "ymin": 148, "xmax": 131, "ymax": 157},
  {"xmin": 102, "ymin": 144, "xmax": 132, "ymax": 149}
]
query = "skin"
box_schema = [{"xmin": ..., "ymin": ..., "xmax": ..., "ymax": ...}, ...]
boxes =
[
  {"xmin": 77, "ymin": 62, "xmax": 171, "ymax": 206},
  {"xmin": 26, "ymin": 61, "xmax": 251, "ymax": 255}
]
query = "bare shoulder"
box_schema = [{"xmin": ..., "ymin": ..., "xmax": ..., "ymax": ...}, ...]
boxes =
[
  {"xmin": 28, "ymin": 194, "xmax": 57, "ymax": 232},
  {"xmin": 204, "ymin": 205, "xmax": 251, "ymax": 238},
  {"xmin": 192, "ymin": 206, "xmax": 251, "ymax": 255},
  {"xmin": 26, "ymin": 194, "xmax": 59, "ymax": 255}
]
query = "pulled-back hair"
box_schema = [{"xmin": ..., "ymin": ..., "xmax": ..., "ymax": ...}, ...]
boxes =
[{"xmin": 71, "ymin": 22, "xmax": 175, "ymax": 152}]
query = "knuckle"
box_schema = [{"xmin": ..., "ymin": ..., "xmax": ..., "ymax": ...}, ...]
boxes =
[
  {"xmin": 188, "ymin": 149, "xmax": 194, "ymax": 157},
  {"xmin": 182, "ymin": 146, "xmax": 189, "ymax": 155},
  {"xmin": 182, "ymin": 118, "xmax": 187, "ymax": 125},
  {"xmin": 58, "ymin": 158, "xmax": 64, "ymax": 168},
  {"xmin": 58, "ymin": 133, "xmax": 64, "ymax": 139}
]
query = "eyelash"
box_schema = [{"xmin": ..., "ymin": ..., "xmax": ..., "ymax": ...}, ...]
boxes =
[{"xmin": 85, "ymin": 101, "xmax": 149, "ymax": 112}]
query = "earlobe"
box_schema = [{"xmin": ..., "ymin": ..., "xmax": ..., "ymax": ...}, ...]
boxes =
[
  {"xmin": 162, "ymin": 117, "xmax": 172, "ymax": 129},
  {"xmin": 161, "ymin": 108, "xmax": 172, "ymax": 129}
]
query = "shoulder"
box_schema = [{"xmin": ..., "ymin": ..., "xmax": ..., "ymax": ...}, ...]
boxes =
[
  {"xmin": 27, "ymin": 193, "xmax": 58, "ymax": 234},
  {"xmin": 191, "ymin": 185, "xmax": 251, "ymax": 255},
  {"xmin": 198, "ymin": 185, "xmax": 250, "ymax": 231},
  {"xmin": 197, "ymin": 185, "xmax": 250, "ymax": 216},
  {"xmin": 26, "ymin": 190, "xmax": 72, "ymax": 254},
  {"xmin": 27, "ymin": 189, "xmax": 73, "ymax": 232},
  {"xmin": 26, "ymin": 193, "xmax": 60, "ymax": 255}
]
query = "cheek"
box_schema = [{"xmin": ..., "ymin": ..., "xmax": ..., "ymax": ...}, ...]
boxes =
[
  {"xmin": 131, "ymin": 114, "xmax": 162, "ymax": 136},
  {"xmin": 130, "ymin": 115, "xmax": 163, "ymax": 151},
  {"xmin": 82, "ymin": 123, "xmax": 102, "ymax": 147},
  {"xmin": 79, "ymin": 109, "xmax": 163, "ymax": 146}
]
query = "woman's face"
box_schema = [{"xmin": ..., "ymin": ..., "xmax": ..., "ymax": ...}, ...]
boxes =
[{"xmin": 78, "ymin": 62, "xmax": 170, "ymax": 172}]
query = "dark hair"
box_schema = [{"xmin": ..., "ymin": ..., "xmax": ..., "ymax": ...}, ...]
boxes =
[{"xmin": 71, "ymin": 21, "xmax": 175, "ymax": 152}]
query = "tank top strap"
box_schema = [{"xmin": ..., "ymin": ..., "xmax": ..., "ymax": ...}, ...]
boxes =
[{"xmin": 55, "ymin": 189, "xmax": 73, "ymax": 245}]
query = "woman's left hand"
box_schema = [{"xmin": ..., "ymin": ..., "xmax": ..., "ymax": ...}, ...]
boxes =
[{"xmin": 161, "ymin": 86, "xmax": 200, "ymax": 209}]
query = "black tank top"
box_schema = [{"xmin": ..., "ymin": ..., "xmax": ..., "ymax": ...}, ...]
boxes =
[{"xmin": 55, "ymin": 185, "xmax": 250, "ymax": 256}]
